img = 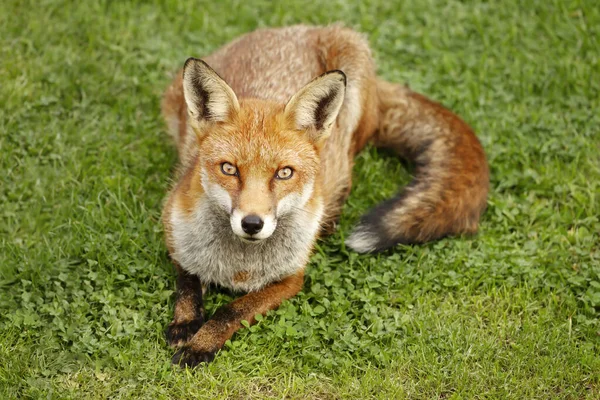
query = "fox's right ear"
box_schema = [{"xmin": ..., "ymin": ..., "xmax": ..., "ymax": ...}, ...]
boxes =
[
  {"xmin": 182, "ymin": 58, "xmax": 239, "ymax": 125},
  {"xmin": 284, "ymin": 70, "xmax": 346, "ymax": 143}
]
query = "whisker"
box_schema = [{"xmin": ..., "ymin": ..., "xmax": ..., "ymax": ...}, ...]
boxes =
[{"xmin": 289, "ymin": 205, "xmax": 321, "ymax": 218}]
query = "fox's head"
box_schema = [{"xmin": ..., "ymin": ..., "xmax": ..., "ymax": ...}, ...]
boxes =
[{"xmin": 182, "ymin": 58, "xmax": 346, "ymax": 242}]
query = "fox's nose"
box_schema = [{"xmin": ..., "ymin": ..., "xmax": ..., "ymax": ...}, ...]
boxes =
[{"xmin": 241, "ymin": 215, "xmax": 264, "ymax": 235}]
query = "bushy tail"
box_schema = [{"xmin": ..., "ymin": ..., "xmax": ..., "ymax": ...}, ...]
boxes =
[{"xmin": 346, "ymin": 80, "xmax": 489, "ymax": 253}]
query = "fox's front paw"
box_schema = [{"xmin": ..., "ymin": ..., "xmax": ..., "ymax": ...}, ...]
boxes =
[
  {"xmin": 165, "ymin": 318, "xmax": 203, "ymax": 347},
  {"xmin": 172, "ymin": 346, "xmax": 217, "ymax": 368}
]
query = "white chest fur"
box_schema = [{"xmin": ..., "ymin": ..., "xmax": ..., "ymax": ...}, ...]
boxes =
[{"xmin": 169, "ymin": 199, "xmax": 322, "ymax": 292}]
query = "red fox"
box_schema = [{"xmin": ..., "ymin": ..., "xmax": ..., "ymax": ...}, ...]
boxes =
[{"xmin": 161, "ymin": 25, "xmax": 489, "ymax": 367}]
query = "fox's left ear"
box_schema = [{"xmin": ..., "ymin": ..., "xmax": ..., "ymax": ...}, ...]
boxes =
[
  {"xmin": 284, "ymin": 70, "xmax": 346, "ymax": 142},
  {"xmin": 182, "ymin": 58, "xmax": 240, "ymax": 126}
]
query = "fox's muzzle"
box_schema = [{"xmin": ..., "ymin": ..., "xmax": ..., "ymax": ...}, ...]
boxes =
[{"xmin": 230, "ymin": 209, "xmax": 277, "ymax": 241}]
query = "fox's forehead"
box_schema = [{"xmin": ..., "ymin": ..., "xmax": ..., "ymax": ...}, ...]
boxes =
[
  {"xmin": 201, "ymin": 105, "xmax": 319, "ymax": 170},
  {"xmin": 208, "ymin": 132, "xmax": 316, "ymax": 170}
]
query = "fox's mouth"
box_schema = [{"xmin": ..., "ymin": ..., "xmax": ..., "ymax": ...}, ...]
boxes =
[{"xmin": 239, "ymin": 236, "xmax": 262, "ymax": 243}]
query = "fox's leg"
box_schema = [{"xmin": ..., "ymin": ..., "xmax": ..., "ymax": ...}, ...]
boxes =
[
  {"xmin": 172, "ymin": 270, "xmax": 304, "ymax": 367},
  {"xmin": 165, "ymin": 263, "xmax": 205, "ymax": 347}
]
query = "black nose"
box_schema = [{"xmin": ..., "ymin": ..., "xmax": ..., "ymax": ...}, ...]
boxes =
[{"xmin": 241, "ymin": 215, "xmax": 264, "ymax": 235}]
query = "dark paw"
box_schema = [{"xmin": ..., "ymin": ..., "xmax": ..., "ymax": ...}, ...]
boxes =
[
  {"xmin": 165, "ymin": 318, "xmax": 203, "ymax": 347},
  {"xmin": 172, "ymin": 346, "xmax": 217, "ymax": 368}
]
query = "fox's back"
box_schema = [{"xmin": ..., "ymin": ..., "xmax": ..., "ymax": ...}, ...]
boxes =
[{"xmin": 204, "ymin": 25, "xmax": 322, "ymax": 103}]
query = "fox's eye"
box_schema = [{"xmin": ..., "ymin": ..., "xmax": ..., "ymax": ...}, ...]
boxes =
[
  {"xmin": 221, "ymin": 162, "xmax": 238, "ymax": 176},
  {"xmin": 275, "ymin": 167, "xmax": 294, "ymax": 180}
]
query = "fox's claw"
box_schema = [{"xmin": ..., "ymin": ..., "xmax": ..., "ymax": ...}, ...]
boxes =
[
  {"xmin": 165, "ymin": 319, "xmax": 203, "ymax": 347},
  {"xmin": 172, "ymin": 346, "xmax": 217, "ymax": 367}
]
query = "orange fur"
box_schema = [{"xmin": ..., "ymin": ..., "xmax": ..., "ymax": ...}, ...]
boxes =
[{"xmin": 161, "ymin": 25, "xmax": 489, "ymax": 367}]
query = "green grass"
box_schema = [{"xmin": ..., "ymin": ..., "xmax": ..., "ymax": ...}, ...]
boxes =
[{"xmin": 1, "ymin": 0, "xmax": 599, "ymax": 398}]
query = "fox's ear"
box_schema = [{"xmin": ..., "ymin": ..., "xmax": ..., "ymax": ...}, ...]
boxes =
[
  {"xmin": 284, "ymin": 70, "xmax": 346, "ymax": 142},
  {"xmin": 182, "ymin": 58, "xmax": 239, "ymax": 125}
]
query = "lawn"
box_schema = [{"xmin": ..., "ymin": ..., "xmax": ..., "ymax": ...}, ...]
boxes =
[{"xmin": 1, "ymin": 0, "xmax": 599, "ymax": 398}]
